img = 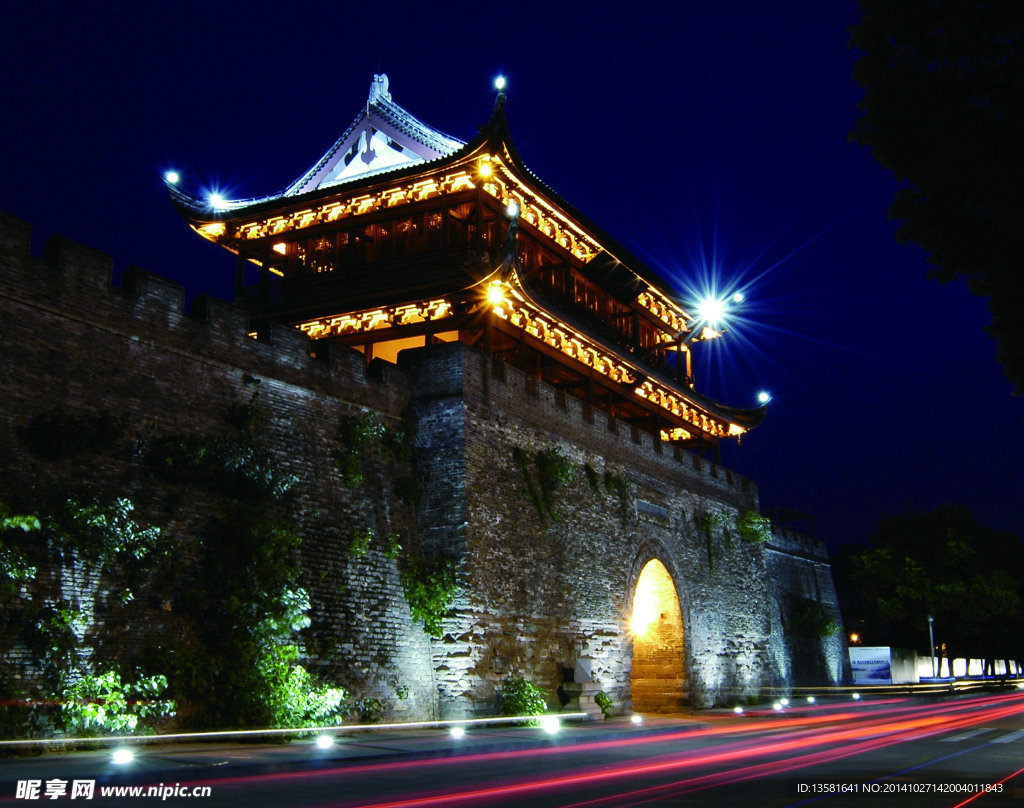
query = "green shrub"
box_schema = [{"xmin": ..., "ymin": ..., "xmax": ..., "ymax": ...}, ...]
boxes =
[
  {"xmin": 736, "ymin": 510, "xmax": 773, "ymax": 543},
  {"xmin": 60, "ymin": 670, "xmax": 174, "ymax": 735},
  {"xmin": 594, "ymin": 690, "xmax": 614, "ymax": 718},
  {"xmin": 500, "ymin": 676, "xmax": 547, "ymax": 720}
]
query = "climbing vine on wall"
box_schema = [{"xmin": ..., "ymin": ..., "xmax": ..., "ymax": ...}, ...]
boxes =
[
  {"xmin": 333, "ymin": 409, "xmax": 457, "ymax": 639},
  {"xmin": 334, "ymin": 411, "xmax": 387, "ymax": 487},
  {"xmin": 399, "ymin": 554, "xmax": 460, "ymax": 638},
  {"xmin": 695, "ymin": 510, "xmax": 729, "ymax": 574},
  {"xmin": 787, "ymin": 596, "xmax": 839, "ymax": 639},
  {"xmin": 140, "ymin": 394, "xmax": 354, "ymax": 730},
  {"xmin": 604, "ymin": 469, "xmax": 635, "ymax": 525},
  {"xmin": 144, "ymin": 393, "xmax": 297, "ymax": 502},
  {"xmin": 0, "ymin": 496, "xmax": 175, "ymax": 738},
  {"xmin": 513, "ymin": 446, "xmax": 579, "ymax": 523}
]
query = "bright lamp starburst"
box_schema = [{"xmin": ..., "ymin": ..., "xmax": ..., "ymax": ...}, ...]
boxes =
[{"xmin": 696, "ymin": 297, "xmax": 727, "ymax": 326}]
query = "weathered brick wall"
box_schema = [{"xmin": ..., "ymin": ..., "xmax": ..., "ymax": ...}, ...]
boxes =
[
  {"xmin": 765, "ymin": 527, "xmax": 849, "ymax": 688},
  {"xmin": 0, "ymin": 212, "xmax": 437, "ymax": 720},
  {"xmin": 400, "ymin": 344, "xmax": 775, "ymax": 711},
  {"xmin": 1, "ymin": 211, "xmax": 848, "ymax": 722}
]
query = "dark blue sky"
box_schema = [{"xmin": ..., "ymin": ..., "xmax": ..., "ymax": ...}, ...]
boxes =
[{"xmin": 2, "ymin": 1, "xmax": 1020, "ymax": 551}]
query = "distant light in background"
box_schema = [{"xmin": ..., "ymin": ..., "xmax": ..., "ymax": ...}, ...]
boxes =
[
  {"xmin": 164, "ymin": 170, "xmax": 179, "ymax": 184},
  {"xmin": 757, "ymin": 391, "xmax": 771, "ymax": 404},
  {"xmin": 208, "ymin": 193, "xmax": 227, "ymax": 210},
  {"xmin": 505, "ymin": 202, "xmax": 519, "ymax": 219},
  {"xmin": 495, "ymin": 75, "xmax": 506, "ymax": 91}
]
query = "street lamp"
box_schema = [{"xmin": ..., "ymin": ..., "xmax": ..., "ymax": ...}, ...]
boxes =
[
  {"xmin": 928, "ymin": 615, "xmax": 936, "ymax": 678},
  {"xmin": 677, "ymin": 292, "xmax": 745, "ymax": 348}
]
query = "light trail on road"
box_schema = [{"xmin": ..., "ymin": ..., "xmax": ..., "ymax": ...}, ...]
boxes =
[{"xmin": 330, "ymin": 692, "xmax": 1024, "ymax": 808}]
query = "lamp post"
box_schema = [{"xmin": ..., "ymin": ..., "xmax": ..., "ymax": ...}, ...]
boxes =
[{"xmin": 927, "ymin": 615, "xmax": 936, "ymax": 678}]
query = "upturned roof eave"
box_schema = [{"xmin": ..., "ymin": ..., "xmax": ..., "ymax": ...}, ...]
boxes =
[
  {"xmin": 166, "ymin": 125, "xmax": 498, "ymax": 228},
  {"xmin": 508, "ymin": 268, "xmax": 766, "ymax": 432},
  {"xmin": 170, "ymin": 104, "xmax": 684, "ymax": 312},
  {"xmin": 478, "ymin": 110, "xmax": 688, "ymax": 310}
]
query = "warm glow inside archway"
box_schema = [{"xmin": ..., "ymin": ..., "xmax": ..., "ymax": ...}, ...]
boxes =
[{"xmin": 630, "ymin": 559, "xmax": 687, "ymax": 713}]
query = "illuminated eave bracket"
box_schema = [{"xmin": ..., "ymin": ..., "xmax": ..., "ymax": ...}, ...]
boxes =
[{"xmin": 489, "ymin": 280, "xmax": 741, "ymax": 442}]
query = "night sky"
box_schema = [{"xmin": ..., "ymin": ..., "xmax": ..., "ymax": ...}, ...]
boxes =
[{"xmin": 3, "ymin": 1, "xmax": 1020, "ymax": 553}]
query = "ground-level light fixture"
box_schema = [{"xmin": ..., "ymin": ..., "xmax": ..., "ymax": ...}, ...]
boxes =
[
  {"xmin": 733, "ymin": 706, "xmax": 744, "ymax": 714},
  {"xmin": 450, "ymin": 726, "xmax": 466, "ymax": 739},
  {"xmin": 315, "ymin": 734, "xmax": 334, "ymax": 749},
  {"xmin": 772, "ymin": 702, "xmax": 783, "ymax": 711},
  {"xmin": 852, "ymin": 693, "xmax": 861, "ymax": 701},
  {"xmin": 806, "ymin": 696, "xmax": 816, "ymax": 704},
  {"xmin": 630, "ymin": 714, "xmax": 643, "ymax": 725},
  {"xmin": 539, "ymin": 715, "xmax": 560, "ymax": 734},
  {"xmin": 780, "ymin": 698, "xmax": 790, "ymax": 706},
  {"xmin": 111, "ymin": 748, "xmax": 134, "ymax": 765}
]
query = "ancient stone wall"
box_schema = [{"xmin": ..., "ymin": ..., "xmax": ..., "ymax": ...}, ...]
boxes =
[
  {"xmin": 400, "ymin": 344, "xmax": 775, "ymax": 712},
  {"xmin": 765, "ymin": 526, "xmax": 849, "ymax": 688},
  {"xmin": 1, "ymin": 211, "xmax": 848, "ymax": 724},
  {"xmin": 0, "ymin": 212, "xmax": 437, "ymax": 721}
]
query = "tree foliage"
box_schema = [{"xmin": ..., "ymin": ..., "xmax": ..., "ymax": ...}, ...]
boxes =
[
  {"xmin": 851, "ymin": 505, "xmax": 1022, "ymax": 662},
  {"xmin": 850, "ymin": 1, "xmax": 1024, "ymax": 394}
]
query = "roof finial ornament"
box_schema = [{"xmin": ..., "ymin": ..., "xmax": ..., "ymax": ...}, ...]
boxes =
[{"xmin": 369, "ymin": 73, "xmax": 391, "ymax": 105}]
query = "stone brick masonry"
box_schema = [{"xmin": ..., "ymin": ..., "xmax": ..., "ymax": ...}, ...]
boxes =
[{"xmin": 0, "ymin": 211, "xmax": 846, "ymax": 720}]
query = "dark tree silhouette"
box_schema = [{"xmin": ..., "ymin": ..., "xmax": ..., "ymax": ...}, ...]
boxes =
[
  {"xmin": 851, "ymin": 505, "xmax": 1022, "ymax": 673},
  {"xmin": 850, "ymin": 1, "xmax": 1024, "ymax": 395}
]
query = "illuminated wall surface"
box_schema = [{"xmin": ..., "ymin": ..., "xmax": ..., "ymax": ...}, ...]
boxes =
[
  {"xmin": 0, "ymin": 213, "xmax": 846, "ymax": 717},
  {"xmin": 631, "ymin": 560, "xmax": 687, "ymax": 713}
]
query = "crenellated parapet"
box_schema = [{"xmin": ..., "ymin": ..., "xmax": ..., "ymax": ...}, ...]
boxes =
[{"xmin": 0, "ymin": 211, "xmax": 406, "ymax": 407}]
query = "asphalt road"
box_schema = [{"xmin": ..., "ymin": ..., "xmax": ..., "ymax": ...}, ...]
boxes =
[{"xmin": 3, "ymin": 691, "xmax": 1024, "ymax": 807}]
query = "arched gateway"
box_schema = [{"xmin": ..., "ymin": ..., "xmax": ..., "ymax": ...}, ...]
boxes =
[{"xmin": 630, "ymin": 559, "xmax": 687, "ymax": 713}]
